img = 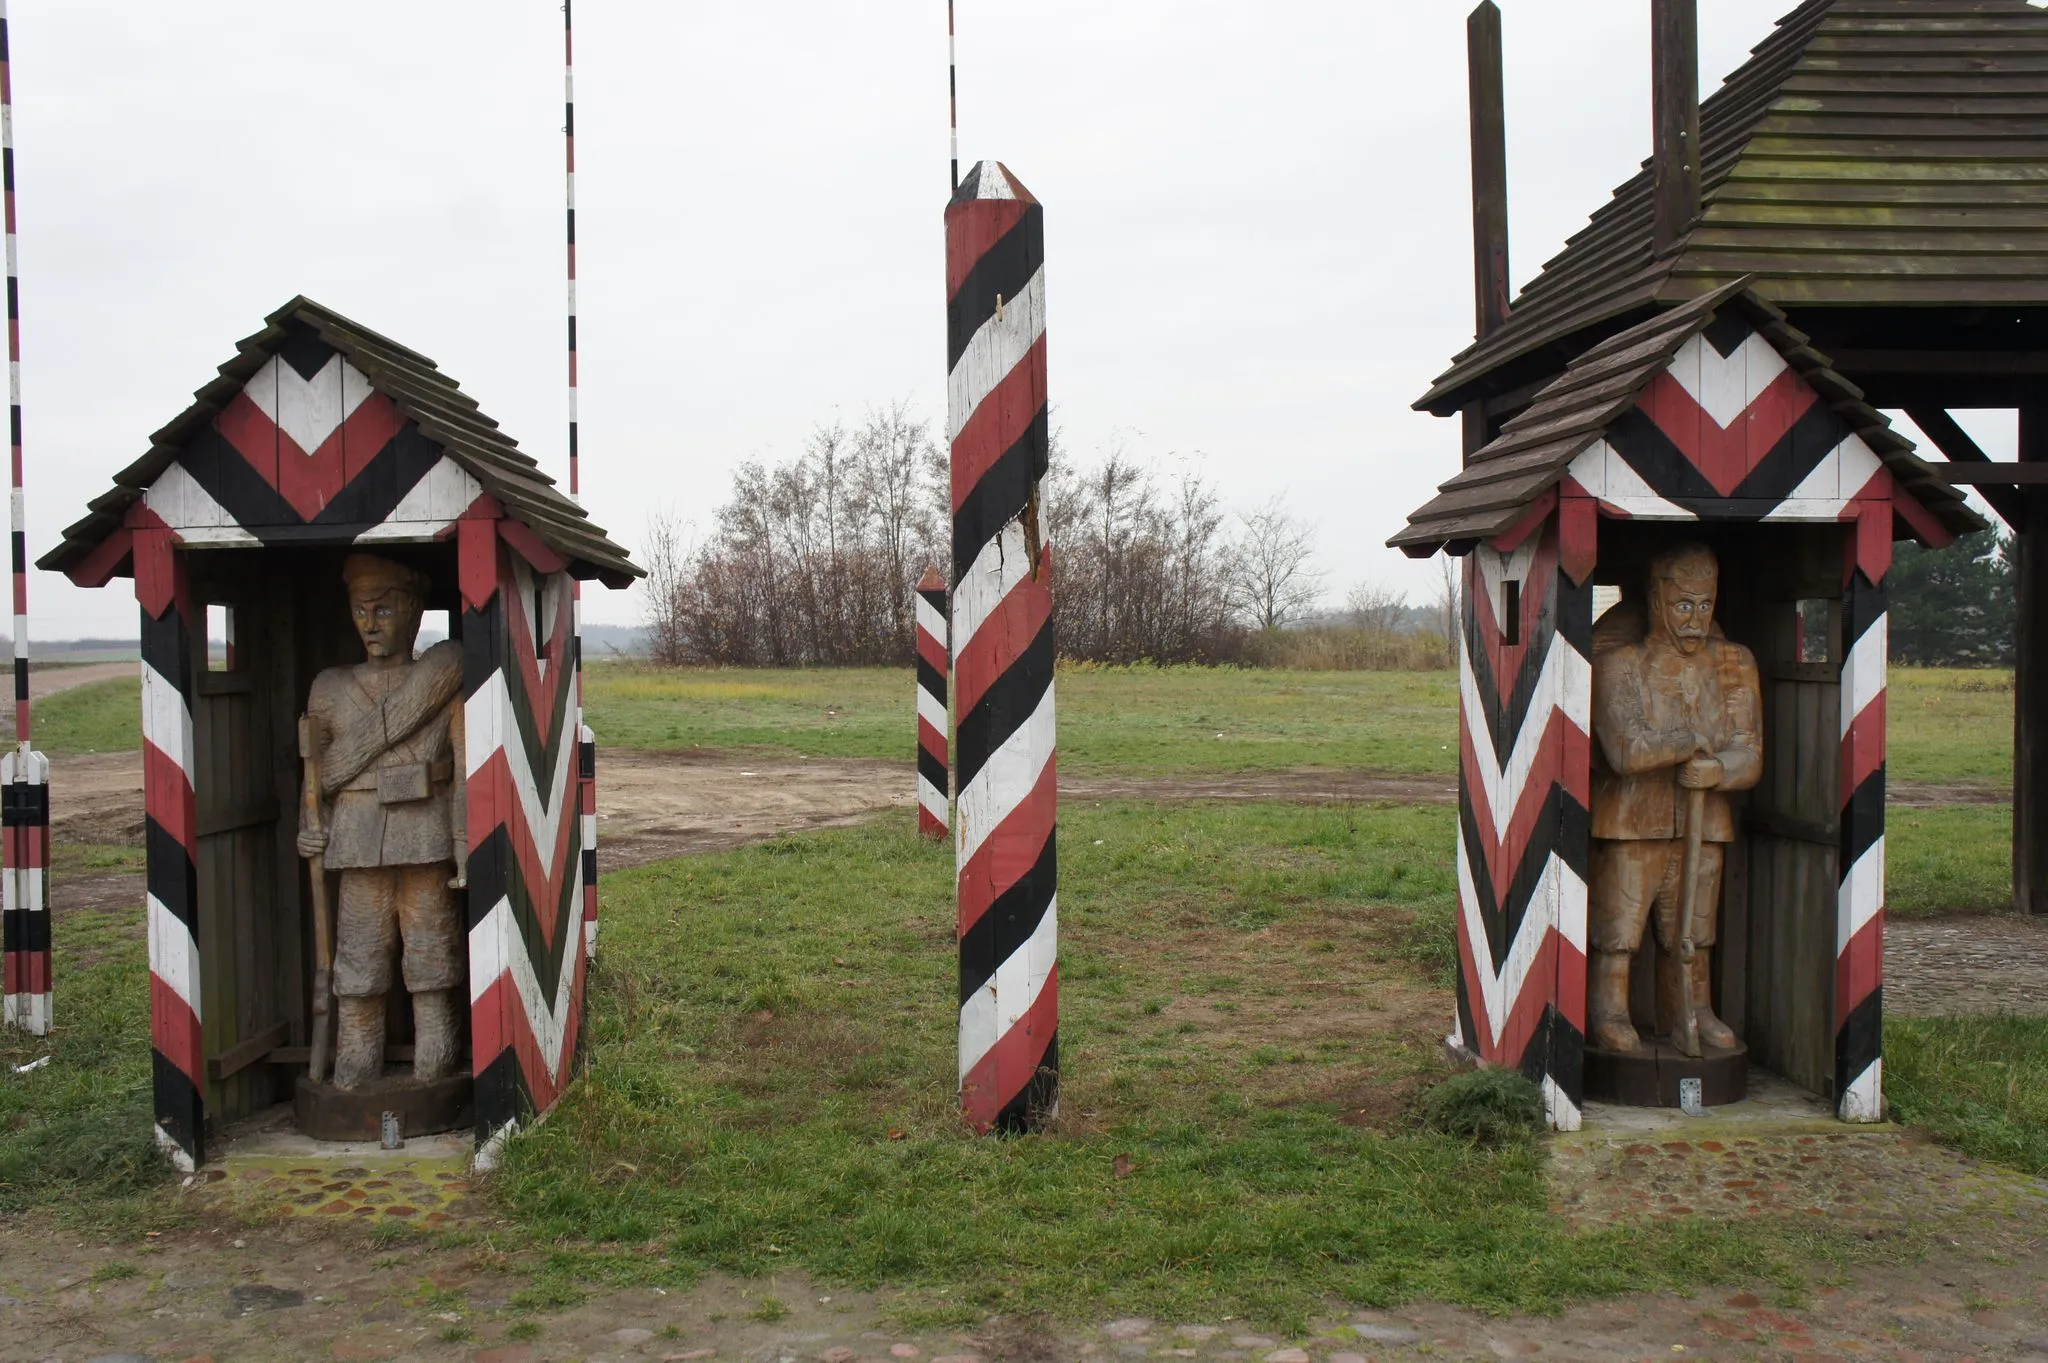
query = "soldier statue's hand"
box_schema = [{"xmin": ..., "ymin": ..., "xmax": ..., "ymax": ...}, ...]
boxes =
[
  {"xmin": 297, "ymin": 827, "xmax": 329, "ymax": 858},
  {"xmin": 1678, "ymin": 755, "xmax": 1723, "ymax": 789}
]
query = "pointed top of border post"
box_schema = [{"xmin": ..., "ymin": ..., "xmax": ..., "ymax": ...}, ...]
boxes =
[
  {"xmin": 917, "ymin": 566, "xmax": 946, "ymax": 594},
  {"xmin": 950, "ymin": 160, "xmax": 1037, "ymax": 207}
]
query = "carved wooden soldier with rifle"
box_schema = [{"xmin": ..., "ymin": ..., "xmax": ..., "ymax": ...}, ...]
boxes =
[
  {"xmin": 1589, "ymin": 542, "xmax": 1761, "ymax": 1058},
  {"xmin": 298, "ymin": 555, "xmax": 467, "ymax": 1090}
]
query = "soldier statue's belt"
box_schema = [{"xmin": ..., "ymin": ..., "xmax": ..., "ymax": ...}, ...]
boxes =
[{"xmin": 361, "ymin": 758, "xmax": 454, "ymax": 804}]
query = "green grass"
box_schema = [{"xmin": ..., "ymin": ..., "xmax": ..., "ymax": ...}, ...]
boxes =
[
  {"xmin": 1887, "ymin": 668, "xmax": 2012, "ymax": 788},
  {"xmin": 490, "ymin": 803, "xmax": 1884, "ymax": 1327},
  {"xmin": 0, "ymin": 876, "xmax": 172, "ymax": 1223},
  {"xmin": 1887, "ymin": 805, "xmax": 2014, "ymax": 917},
  {"xmin": 5, "ymin": 676, "xmax": 141, "ymax": 756},
  {"xmin": 582, "ymin": 663, "xmax": 1458, "ymax": 776},
  {"xmin": 1886, "ymin": 1017, "xmax": 2048, "ymax": 1178}
]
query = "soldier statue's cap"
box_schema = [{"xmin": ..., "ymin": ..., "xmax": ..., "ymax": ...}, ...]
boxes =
[
  {"xmin": 341, "ymin": 554, "xmax": 431, "ymax": 602},
  {"xmin": 1649, "ymin": 541, "xmax": 1718, "ymax": 588}
]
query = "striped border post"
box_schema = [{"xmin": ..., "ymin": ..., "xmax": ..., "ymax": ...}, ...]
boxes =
[
  {"xmin": 580, "ymin": 722, "xmax": 598, "ymax": 960},
  {"xmin": 915, "ymin": 567, "xmax": 949, "ymax": 840},
  {"xmin": 947, "ymin": 161, "xmax": 1057, "ymax": 1134},
  {"xmin": 563, "ymin": 0, "xmax": 578, "ymax": 499},
  {"xmin": 1836, "ymin": 562, "xmax": 1886, "ymax": 1122},
  {"xmin": 135, "ymin": 529, "xmax": 203, "ymax": 1169},
  {"xmin": 0, "ymin": 0, "xmax": 51, "ymax": 1038}
]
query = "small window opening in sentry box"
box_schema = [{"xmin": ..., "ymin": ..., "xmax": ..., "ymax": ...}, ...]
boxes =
[
  {"xmin": 206, "ymin": 603, "xmax": 236, "ymax": 673},
  {"xmin": 1502, "ymin": 579, "xmax": 1521, "ymax": 646},
  {"xmin": 417, "ymin": 609, "xmax": 451, "ymax": 650},
  {"xmin": 1794, "ymin": 597, "xmax": 1832, "ymax": 665}
]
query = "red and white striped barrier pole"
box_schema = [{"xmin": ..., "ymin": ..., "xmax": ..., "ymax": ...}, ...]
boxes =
[
  {"xmin": 0, "ymin": 0, "xmax": 49, "ymax": 1038},
  {"xmin": 948, "ymin": 162, "xmax": 1056, "ymax": 1133},
  {"xmin": 915, "ymin": 567, "xmax": 949, "ymax": 839}
]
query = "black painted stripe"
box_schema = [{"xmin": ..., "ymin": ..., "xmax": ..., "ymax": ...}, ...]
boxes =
[
  {"xmin": 1516, "ymin": 1003, "xmax": 1584, "ymax": 1109},
  {"xmin": 918, "ymin": 744, "xmax": 949, "ymax": 796},
  {"xmin": 950, "ymin": 404, "xmax": 1048, "ymax": 587},
  {"xmin": 953, "ymin": 613, "xmax": 1053, "ymax": 793},
  {"xmin": 174, "ymin": 419, "xmax": 443, "ymax": 536},
  {"xmin": 1834, "ymin": 986, "xmax": 1883, "ymax": 1108},
  {"xmin": 152, "ymin": 1048, "xmax": 206, "ymax": 1166},
  {"xmin": 1842, "ymin": 570, "xmax": 1885, "ymax": 653},
  {"xmin": 990, "ymin": 1029, "xmax": 1059, "ymax": 1135},
  {"xmin": 3, "ymin": 906, "xmax": 49, "ymax": 953},
  {"xmin": 11, "ymin": 654, "xmax": 24, "ymax": 704},
  {"xmin": 958, "ymin": 827, "xmax": 1054, "ymax": 1004},
  {"xmin": 0, "ymin": 775, "xmax": 47, "ymax": 825},
  {"xmin": 918, "ymin": 586, "xmax": 949, "ymax": 614},
  {"xmin": 916, "ymin": 655, "xmax": 947, "ymax": 705},
  {"xmin": 311, "ymin": 423, "xmax": 444, "ymax": 526},
  {"xmin": 1603, "ymin": 399, "xmax": 1855, "ymax": 514},
  {"xmin": 581, "ymin": 846, "xmax": 597, "ymax": 889},
  {"xmin": 473, "ymin": 1043, "xmax": 533, "ymax": 1142},
  {"xmin": 579, "ymin": 738, "xmax": 596, "ymax": 783},
  {"xmin": 10, "ymin": 527, "xmax": 24, "ymax": 575},
  {"xmin": 462, "ymin": 605, "xmax": 504, "ymax": 700},
  {"xmin": 946, "ymin": 203, "xmax": 1042, "ymax": 372},
  {"xmin": 464, "ymin": 822, "xmax": 585, "ymax": 1003},
  {"xmin": 1453, "ymin": 961, "xmax": 1478, "ymax": 1061},
  {"xmin": 144, "ymin": 816, "xmax": 197, "ymax": 932},
  {"xmin": 1840, "ymin": 765, "xmax": 1885, "ymax": 877}
]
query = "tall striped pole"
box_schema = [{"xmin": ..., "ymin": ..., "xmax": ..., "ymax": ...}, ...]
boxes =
[
  {"xmin": 948, "ymin": 162, "xmax": 1056, "ymax": 1133},
  {"xmin": 946, "ymin": 1, "xmax": 959, "ymax": 192},
  {"xmin": 564, "ymin": 0, "xmax": 578, "ymax": 499},
  {"xmin": 0, "ymin": 0, "xmax": 49, "ymax": 1037},
  {"xmin": 915, "ymin": 567, "xmax": 949, "ymax": 840}
]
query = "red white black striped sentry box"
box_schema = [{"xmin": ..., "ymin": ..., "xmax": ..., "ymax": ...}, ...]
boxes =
[{"xmin": 947, "ymin": 162, "xmax": 1058, "ymax": 1135}]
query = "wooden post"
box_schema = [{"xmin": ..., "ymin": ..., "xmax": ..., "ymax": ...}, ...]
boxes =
[
  {"xmin": 915, "ymin": 568, "xmax": 950, "ymax": 840},
  {"xmin": 1651, "ymin": 0, "xmax": 1701, "ymax": 256},
  {"xmin": 1462, "ymin": 1, "xmax": 1510, "ymax": 461},
  {"xmin": 2018, "ymin": 401, "xmax": 2048, "ymax": 916},
  {"xmin": 947, "ymin": 161, "xmax": 1057, "ymax": 1133}
]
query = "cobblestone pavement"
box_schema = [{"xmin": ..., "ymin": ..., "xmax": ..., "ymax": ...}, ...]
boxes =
[{"xmin": 1887, "ymin": 914, "xmax": 2048, "ymax": 1017}]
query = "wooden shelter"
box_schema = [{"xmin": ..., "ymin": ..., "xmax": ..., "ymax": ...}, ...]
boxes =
[
  {"xmin": 1394, "ymin": 0, "xmax": 2038, "ymax": 1126},
  {"xmin": 40, "ymin": 297, "xmax": 640, "ymax": 1168}
]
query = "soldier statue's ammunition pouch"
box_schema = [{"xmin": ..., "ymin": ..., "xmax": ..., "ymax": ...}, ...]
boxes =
[{"xmin": 375, "ymin": 758, "xmax": 453, "ymax": 805}]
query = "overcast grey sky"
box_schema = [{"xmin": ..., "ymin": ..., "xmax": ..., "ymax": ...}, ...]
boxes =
[{"xmin": 11, "ymin": 1, "xmax": 2008, "ymax": 638}]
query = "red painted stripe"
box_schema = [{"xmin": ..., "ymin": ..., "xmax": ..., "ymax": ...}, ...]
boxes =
[
  {"xmin": 1638, "ymin": 366, "xmax": 1815, "ymax": 497},
  {"xmin": 464, "ymin": 749, "xmax": 582, "ymax": 943},
  {"xmin": 945, "ymin": 200, "xmax": 1034, "ymax": 300},
  {"xmin": 142, "ymin": 741, "xmax": 196, "ymax": 857},
  {"xmin": 957, "ymin": 754, "xmax": 1056, "ymax": 939},
  {"xmin": 917, "ymin": 628, "xmax": 949, "ymax": 676},
  {"xmin": 1855, "ymin": 498, "xmax": 1894, "ymax": 584},
  {"xmin": 18, "ymin": 949, "xmax": 48, "ymax": 995},
  {"xmin": 150, "ymin": 975, "xmax": 205, "ymax": 1091},
  {"xmin": 1555, "ymin": 935, "xmax": 1587, "ymax": 1032},
  {"xmin": 471, "ymin": 961, "xmax": 584, "ymax": 1111},
  {"xmin": 953, "ymin": 575, "xmax": 1052, "ymax": 720},
  {"xmin": 1494, "ymin": 930, "xmax": 1559, "ymax": 1077},
  {"xmin": 918, "ymin": 716, "xmax": 948, "ymax": 763},
  {"xmin": 1834, "ymin": 909, "xmax": 1884, "ymax": 1031},
  {"xmin": 1453, "ymin": 907, "xmax": 1497, "ymax": 1057},
  {"xmin": 503, "ymin": 573, "xmax": 576, "ymax": 748},
  {"xmin": 215, "ymin": 390, "xmax": 410, "ymax": 524},
  {"xmin": 1841, "ymin": 690, "xmax": 1886, "ymax": 808},
  {"xmin": 959, "ymin": 963, "xmax": 1058, "ymax": 1133},
  {"xmin": 948, "ymin": 336, "xmax": 1047, "ymax": 512}
]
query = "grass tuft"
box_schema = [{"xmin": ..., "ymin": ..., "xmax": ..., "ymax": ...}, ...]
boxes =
[{"xmin": 1418, "ymin": 1069, "xmax": 1547, "ymax": 1146}]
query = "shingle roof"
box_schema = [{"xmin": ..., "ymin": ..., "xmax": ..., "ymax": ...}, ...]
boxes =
[
  {"xmin": 1417, "ymin": 0, "xmax": 2048, "ymax": 417},
  {"xmin": 1390, "ymin": 279, "xmax": 1986, "ymax": 556},
  {"xmin": 38, "ymin": 295, "xmax": 641, "ymax": 587}
]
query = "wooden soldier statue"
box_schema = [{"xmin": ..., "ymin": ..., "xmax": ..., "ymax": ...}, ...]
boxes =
[
  {"xmin": 298, "ymin": 555, "xmax": 467, "ymax": 1090},
  {"xmin": 1588, "ymin": 542, "xmax": 1761, "ymax": 1055}
]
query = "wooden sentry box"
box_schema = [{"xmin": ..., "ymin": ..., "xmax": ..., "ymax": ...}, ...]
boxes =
[
  {"xmin": 1392, "ymin": 283, "xmax": 1984, "ymax": 1129},
  {"xmin": 40, "ymin": 298, "xmax": 640, "ymax": 1168}
]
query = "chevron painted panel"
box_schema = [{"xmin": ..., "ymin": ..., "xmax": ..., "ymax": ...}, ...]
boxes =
[
  {"xmin": 464, "ymin": 537, "xmax": 591, "ymax": 1141},
  {"xmin": 1562, "ymin": 313, "xmax": 1888, "ymax": 525},
  {"xmin": 1453, "ymin": 516, "xmax": 1592, "ymax": 1132}
]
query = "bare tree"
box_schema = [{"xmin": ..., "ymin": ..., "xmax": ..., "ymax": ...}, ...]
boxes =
[
  {"xmin": 1230, "ymin": 497, "xmax": 1323, "ymax": 632},
  {"xmin": 1345, "ymin": 582, "xmax": 1409, "ymax": 635},
  {"xmin": 1434, "ymin": 554, "xmax": 1463, "ymax": 666},
  {"xmin": 639, "ymin": 509, "xmax": 691, "ymax": 666}
]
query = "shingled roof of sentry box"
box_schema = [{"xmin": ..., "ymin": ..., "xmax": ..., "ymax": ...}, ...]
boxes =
[
  {"xmin": 1416, "ymin": 0, "xmax": 2048, "ymax": 418},
  {"xmin": 38, "ymin": 295, "xmax": 642, "ymax": 587},
  {"xmin": 1390, "ymin": 278, "xmax": 1985, "ymax": 557}
]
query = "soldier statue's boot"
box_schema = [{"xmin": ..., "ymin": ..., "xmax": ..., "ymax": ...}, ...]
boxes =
[
  {"xmin": 333, "ymin": 994, "xmax": 387, "ymax": 1088},
  {"xmin": 1690, "ymin": 954, "xmax": 1737, "ymax": 1050},
  {"xmin": 1588, "ymin": 950, "xmax": 1642, "ymax": 1053},
  {"xmin": 411, "ymin": 989, "xmax": 460, "ymax": 1081}
]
